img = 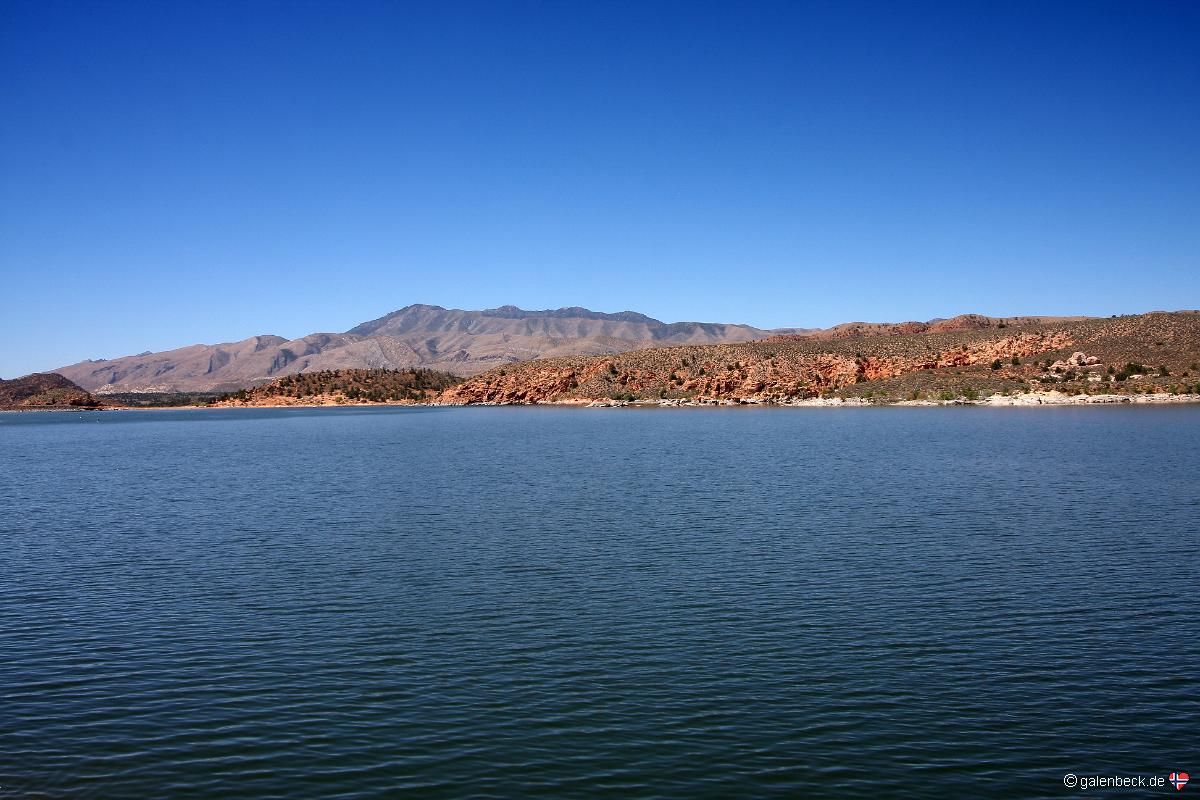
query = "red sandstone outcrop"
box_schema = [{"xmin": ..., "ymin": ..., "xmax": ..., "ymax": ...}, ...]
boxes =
[{"xmin": 437, "ymin": 313, "xmax": 1200, "ymax": 405}]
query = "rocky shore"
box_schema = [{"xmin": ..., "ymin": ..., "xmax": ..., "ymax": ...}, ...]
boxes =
[
  {"xmin": 436, "ymin": 313, "xmax": 1200, "ymax": 407},
  {"xmin": 442, "ymin": 391, "xmax": 1200, "ymax": 409}
]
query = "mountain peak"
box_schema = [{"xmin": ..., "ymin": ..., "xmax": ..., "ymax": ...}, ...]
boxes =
[
  {"xmin": 53, "ymin": 304, "xmax": 774, "ymax": 393},
  {"xmin": 479, "ymin": 305, "xmax": 663, "ymax": 324}
]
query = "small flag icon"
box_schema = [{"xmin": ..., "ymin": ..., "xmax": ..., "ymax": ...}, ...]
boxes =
[{"xmin": 1170, "ymin": 772, "xmax": 1189, "ymax": 791}]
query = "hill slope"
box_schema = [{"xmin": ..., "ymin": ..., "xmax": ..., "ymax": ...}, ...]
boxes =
[
  {"xmin": 437, "ymin": 313, "xmax": 1200, "ymax": 405},
  {"xmin": 52, "ymin": 305, "xmax": 780, "ymax": 393},
  {"xmin": 211, "ymin": 368, "xmax": 463, "ymax": 407},
  {"xmin": 0, "ymin": 373, "xmax": 100, "ymax": 409}
]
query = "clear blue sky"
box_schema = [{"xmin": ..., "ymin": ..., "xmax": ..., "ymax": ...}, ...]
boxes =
[{"xmin": 2, "ymin": 0, "xmax": 1197, "ymax": 377}]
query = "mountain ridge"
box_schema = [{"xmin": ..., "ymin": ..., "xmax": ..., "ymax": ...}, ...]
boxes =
[
  {"xmin": 51, "ymin": 305, "xmax": 786, "ymax": 393},
  {"xmin": 48, "ymin": 304, "xmax": 1144, "ymax": 395}
]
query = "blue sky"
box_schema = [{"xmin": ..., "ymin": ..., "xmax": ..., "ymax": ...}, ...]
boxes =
[{"xmin": 2, "ymin": 0, "xmax": 1197, "ymax": 377}]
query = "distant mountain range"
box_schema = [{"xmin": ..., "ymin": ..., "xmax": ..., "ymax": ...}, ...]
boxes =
[
  {"xmin": 46, "ymin": 303, "xmax": 1114, "ymax": 394},
  {"xmin": 52, "ymin": 304, "xmax": 805, "ymax": 393}
]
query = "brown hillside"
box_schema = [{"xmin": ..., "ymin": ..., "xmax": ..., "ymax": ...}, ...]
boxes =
[
  {"xmin": 0, "ymin": 373, "xmax": 100, "ymax": 409},
  {"xmin": 52, "ymin": 305, "xmax": 777, "ymax": 393},
  {"xmin": 437, "ymin": 313, "xmax": 1200, "ymax": 405},
  {"xmin": 783, "ymin": 314, "xmax": 1091, "ymax": 341},
  {"xmin": 212, "ymin": 368, "xmax": 463, "ymax": 407}
]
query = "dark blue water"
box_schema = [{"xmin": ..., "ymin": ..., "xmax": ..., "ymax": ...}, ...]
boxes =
[{"xmin": 1, "ymin": 406, "xmax": 1197, "ymax": 798}]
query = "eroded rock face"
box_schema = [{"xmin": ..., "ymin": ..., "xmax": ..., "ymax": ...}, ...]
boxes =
[
  {"xmin": 439, "ymin": 366, "xmax": 584, "ymax": 405},
  {"xmin": 437, "ymin": 329, "xmax": 1078, "ymax": 405},
  {"xmin": 434, "ymin": 312, "xmax": 1200, "ymax": 405}
]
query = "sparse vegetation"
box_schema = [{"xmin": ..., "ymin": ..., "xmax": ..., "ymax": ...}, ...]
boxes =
[
  {"xmin": 216, "ymin": 368, "xmax": 462, "ymax": 405},
  {"xmin": 438, "ymin": 312, "xmax": 1200, "ymax": 405}
]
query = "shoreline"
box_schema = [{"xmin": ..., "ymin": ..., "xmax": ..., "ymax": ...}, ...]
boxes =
[
  {"xmin": 10, "ymin": 390, "xmax": 1188, "ymax": 412},
  {"xmin": 7, "ymin": 391, "xmax": 1200, "ymax": 414},
  {"xmin": 469, "ymin": 391, "xmax": 1200, "ymax": 408}
]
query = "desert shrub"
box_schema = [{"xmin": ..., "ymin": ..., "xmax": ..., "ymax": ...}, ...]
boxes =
[
  {"xmin": 1159, "ymin": 365, "xmax": 1170, "ymax": 376},
  {"xmin": 991, "ymin": 359, "xmax": 1002, "ymax": 370},
  {"xmin": 962, "ymin": 386, "xmax": 980, "ymax": 401},
  {"xmin": 1011, "ymin": 356, "xmax": 1020, "ymax": 366},
  {"xmin": 938, "ymin": 390, "xmax": 954, "ymax": 401}
]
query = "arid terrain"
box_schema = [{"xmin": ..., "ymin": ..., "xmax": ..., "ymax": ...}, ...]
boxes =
[
  {"xmin": 16, "ymin": 311, "xmax": 1200, "ymax": 410},
  {"xmin": 51, "ymin": 305, "xmax": 793, "ymax": 393},
  {"xmin": 0, "ymin": 373, "xmax": 99, "ymax": 410},
  {"xmin": 436, "ymin": 312, "xmax": 1200, "ymax": 406},
  {"xmin": 209, "ymin": 368, "xmax": 462, "ymax": 407}
]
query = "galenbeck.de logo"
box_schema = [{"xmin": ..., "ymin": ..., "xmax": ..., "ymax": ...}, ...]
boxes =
[{"xmin": 1169, "ymin": 772, "xmax": 1190, "ymax": 791}]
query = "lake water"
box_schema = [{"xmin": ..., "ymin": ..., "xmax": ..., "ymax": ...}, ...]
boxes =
[{"xmin": 1, "ymin": 406, "xmax": 1197, "ymax": 798}]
